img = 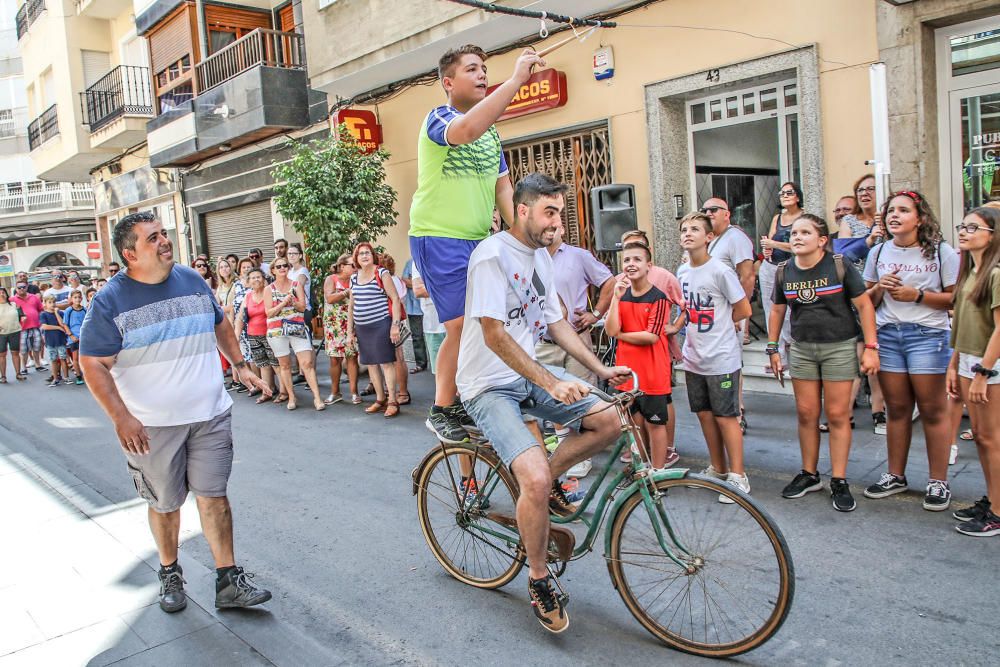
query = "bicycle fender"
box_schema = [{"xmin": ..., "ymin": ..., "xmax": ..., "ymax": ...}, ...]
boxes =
[{"xmin": 602, "ymin": 468, "xmax": 689, "ymax": 558}]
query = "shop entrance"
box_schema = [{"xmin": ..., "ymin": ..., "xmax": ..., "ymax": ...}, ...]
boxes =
[{"xmin": 503, "ymin": 123, "xmax": 614, "ymax": 265}]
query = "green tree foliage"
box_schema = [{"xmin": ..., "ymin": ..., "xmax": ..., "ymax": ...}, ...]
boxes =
[{"xmin": 272, "ymin": 125, "xmax": 398, "ymax": 301}]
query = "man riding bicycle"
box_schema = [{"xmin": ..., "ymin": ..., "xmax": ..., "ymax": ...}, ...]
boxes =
[{"xmin": 456, "ymin": 172, "xmax": 631, "ymax": 633}]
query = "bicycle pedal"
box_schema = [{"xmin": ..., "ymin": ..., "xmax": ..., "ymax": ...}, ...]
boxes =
[{"xmin": 557, "ymin": 593, "xmax": 570, "ymax": 607}]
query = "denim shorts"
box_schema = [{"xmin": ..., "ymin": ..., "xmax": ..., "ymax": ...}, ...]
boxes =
[
  {"xmin": 463, "ymin": 365, "xmax": 600, "ymax": 467},
  {"xmin": 47, "ymin": 345, "xmax": 67, "ymax": 361},
  {"xmin": 877, "ymin": 323, "xmax": 951, "ymax": 375}
]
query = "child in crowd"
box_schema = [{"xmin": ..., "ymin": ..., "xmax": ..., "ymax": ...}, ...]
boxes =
[
  {"xmin": 606, "ymin": 243, "xmax": 685, "ymax": 469},
  {"xmin": 63, "ymin": 290, "xmax": 87, "ymax": 385},
  {"xmin": 39, "ymin": 295, "xmax": 68, "ymax": 387},
  {"xmin": 947, "ymin": 206, "xmax": 1000, "ymax": 537},
  {"xmin": 769, "ymin": 214, "xmax": 879, "ymax": 512},
  {"xmin": 676, "ymin": 212, "xmax": 753, "ymax": 500}
]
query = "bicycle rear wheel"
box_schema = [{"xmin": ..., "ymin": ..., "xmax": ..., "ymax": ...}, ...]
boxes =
[
  {"xmin": 607, "ymin": 474, "xmax": 794, "ymax": 657},
  {"xmin": 414, "ymin": 444, "xmax": 524, "ymax": 589}
]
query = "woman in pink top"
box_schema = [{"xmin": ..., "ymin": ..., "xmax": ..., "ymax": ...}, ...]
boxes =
[{"xmin": 234, "ymin": 269, "xmax": 277, "ymax": 404}]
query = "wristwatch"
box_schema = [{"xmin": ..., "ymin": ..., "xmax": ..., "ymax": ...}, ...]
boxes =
[
  {"xmin": 971, "ymin": 363, "xmax": 999, "ymax": 378},
  {"xmin": 592, "ymin": 309, "xmax": 603, "ymax": 319}
]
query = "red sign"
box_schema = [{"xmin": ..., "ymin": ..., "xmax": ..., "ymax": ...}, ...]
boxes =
[
  {"xmin": 336, "ymin": 109, "xmax": 383, "ymax": 153},
  {"xmin": 488, "ymin": 68, "xmax": 568, "ymax": 122},
  {"xmin": 86, "ymin": 242, "xmax": 101, "ymax": 260}
]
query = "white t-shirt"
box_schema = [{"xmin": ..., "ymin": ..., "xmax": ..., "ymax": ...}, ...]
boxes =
[
  {"xmin": 412, "ymin": 264, "xmax": 444, "ymax": 335},
  {"xmin": 67, "ymin": 283, "xmax": 89, "ymax": 307},
  {"xmin": 44, "ymin": 285, "xmax": 72, "ymax": 306},
  {"xmin": 457, "ymin": 232, "xmax": 563, "ymax": 401},
  {"xmin": 288, "ymin": 266, "xmax": 311, "ymax": 303},
  {"xmin": 708, "ymin": 225, "xmax": 754, "ymax": 274},
  {"xmin": 862, "ymin": 241, "xmax": 959, "ymax": 330},
  {"xmin": 677, "ymin": 257, "xmax": 746, "ymax": 375}
]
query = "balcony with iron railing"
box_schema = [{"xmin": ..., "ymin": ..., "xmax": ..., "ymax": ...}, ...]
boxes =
[
  {"xmin": 80, "ymin": 65, "xmax": 154, "ymax": 133},
  {"xmin": 0, "ymin": 181, "xmax": 94, "ymax": 218},
  {"xmin": 15, "ymin": 0, "xmax": 45, "ymax": 39},
  {"xmin": 27, "ymin": 105, "xmax": 59, "ymax": 151},
  {"xmin": 195, "ymin": 28, "xmax": 305, "ymax": 93}
]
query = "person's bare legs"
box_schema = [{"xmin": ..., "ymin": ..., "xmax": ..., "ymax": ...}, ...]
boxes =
[
  {"xmin": 638, "ymin": 414, "xmax": 668, "ymax": 469},
  {"xmin": 395, "ymin": 346, "xmax": 409, "ymax": 398},
  {"xmin": 547, "ymin": 404, "xmax": 620, "ymax": 479},
  {"xmin": 148, "ymin": 508, "xmax": 180, "ymax": 566},
  {"xmin": 329, "ymin": 355, "xmax": 343, "ymax": 395},
  {"xmin": 792, "ymin": 379, "xmax": 823, "ymax": 473},
  {"xmin": 696, "ymin": 411, "xmax": 728, "ymax": 474},
  {"xmin": 195, "ymin": 496, "xmax": 235, "ymax": 568},
  {"xmin": 870, "ymin": 372, "xmax": 885, "ymax": 415},
  {"xmin": 510, "ymin": 447, "xmax": 554, "ymax": 580},
  {"xmin": 368, "ymin": 364, "xmax": 386, "ymax": 403},
  {"xmin": 381, "ymin": 361, "xmax": 397, "ymax": 404},
  {"xmin": 346, "ymin": 355, "xmax": 359, "ymax": 396},
  {"xmin": 259, "ymin": 365, "xmax": 274, "ymax": 396},
  {"xmin": 435, "ymin": 317, "xmax": 462, "ymax": 407},
  {"xmin": 962, "ymin": 378, "xmax": 999, "ymax": 503},
  {"xmin": 822, "ymin": 380, "xmax": 855, "ymax": 479},
  {"xmin": 296, "ymin": 348, "xmax": 323, "ymax": 406},
  {"xmin": 948, "ymin": 395, "xmax": 965, "ymax": 450},
  {"xmin": 715, "ymin": 416, "xmax": 745, "ymax": 475},
  {"xmin": 276, "ymin": 355, "xmax": 296, "ymax": 407},
  {"xmin": 879, "ymin": 372, "xmax": 916, "ymax": 478},
  {"xmin": 0, "ymin": 351, "xmax": 6, "ymax": 380},
  {"xmin": 910, "ymin": 373, "xmax": 952, "ymax": 481},
  {"xmin": 666, "ymin": 402, "xmax": 676, "ymax": 454}
]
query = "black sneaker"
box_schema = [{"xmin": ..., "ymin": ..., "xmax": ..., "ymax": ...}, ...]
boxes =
[
  {"xmin": 549, "ymin": 480, "xmax": 577, "ymax": 518},
  {"xmin": 781, "ymin": 470, "xmax": 823, "ymax": 499},
  {"xmin": 215, "ymin": 566, "xmax": 271, "ymax": 609},
  {"xmin": 955, "ymin": 511, "xmax": 1000, "ymax": 537},
  {"xmin": 873, "ymin": 411, "xmax": 887, "ymax": 435},
  {"xmin": 446, "ymin": 402, "xmax": 478, "ymax": 432},
  {"xmin": 922, "ymin": 480, "xmax": 952, "ymax": 511},
  {"xmin": 528, "ymin": 575, "xmax": 569, "ymax": 633},
  {"xmin": 830, "ymin": 478, "xmax": 856, "ymax": 512},
  {"xmin": 863, "ymin": 472, "xmax": 908, "ymax": 499},
  {"xmin": 158, "ymin": 565, "xmax": 187, "ymax": 613},
  {"xmin": 235, "ymin": 383, "xmax": 248, "ymax": 393},
  {"xmin": 425, "ymin": 407, "xmax": 469, "ymax": 444},
  {"xmin": 953, "ymin": 496, "xmax": 991, "ymax": 522},
  {"xmin": 292, "ymin": 373, "xmax": 307, "ymax": 385}
]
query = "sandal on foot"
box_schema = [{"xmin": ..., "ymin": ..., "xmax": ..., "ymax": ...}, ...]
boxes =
[
  {"xmin": 396, "ymin": 392, "xmax": 411, "ymax": 406},
  {"xmin": 314, "ymin": 399, "xmax": 326, "ymax": 411},
  {"xmin": 0, "ymin": 377, "xmax": 6, "ymax": 383},
  {"xmin": 959, "ymin": 428, "xmax": 974, "ymax": 441},
  {"xmin": 15, "ymin": 373, "xmax": 26, "ymax": 381},
  {"xmin": 325, "ymin": 393, "xmax": 343, "ymax": 405},
  {"xmin": 384, "ymin": 401, "xmax": 400, "ymax": 418},
  {"xmin": 365, "ymin": 400, "xmax": 386, "ymax": 414},
  {"xmin": 351, "ymin": 394, "xmax": 362, "ymax": 405},
  {"xmin": 255, "ymin": 395, "xmax": 269, "ymax": 404},
  {"xmin": 287, "ymin": 399, "xmax": 298, "ymax": 411},
  {"xmin": 272, "ymin": 393, "xmax": 288, "ymax": 404}
]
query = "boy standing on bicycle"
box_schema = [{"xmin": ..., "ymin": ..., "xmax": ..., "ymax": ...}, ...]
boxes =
[
  {"xmin": 605, "ymin": 243, "xmax": 685, "ymax": 469},
  {"xmin": 676, "ymin": 212, "xmax": 754, "ymax": 500},
  {"xmin": 457, "ymin": 173, "xmax": 630, "ymax": 633}
]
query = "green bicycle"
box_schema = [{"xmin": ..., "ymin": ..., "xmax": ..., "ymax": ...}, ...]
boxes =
[{"xmin": 411, "ymin": 377, "xmax": 794, "ymax": 657}]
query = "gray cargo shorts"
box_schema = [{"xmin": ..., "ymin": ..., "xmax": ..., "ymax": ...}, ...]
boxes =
[{"xmin": 124, "ymin": 408, "xmax": 234, "ymax": 513}]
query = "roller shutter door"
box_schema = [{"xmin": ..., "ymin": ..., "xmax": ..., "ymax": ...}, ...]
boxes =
[{"xmin": 203, "ymin": 200, "xmax": 274, "ymax": 260}]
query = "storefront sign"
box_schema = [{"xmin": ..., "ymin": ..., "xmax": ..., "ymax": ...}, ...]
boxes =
[
  {"xmin": 488, "ymin": 68, "xmax": 568, "ymax": 122},
  {"xmin": 86, "ymin": 242, "xmax": 101, "ymax": 260},
  {"xmin": 336, "ymin": 109, "xmax": 383, "ymax": 153},
  {"xmin": 0, "ymin": 252, "xmax": 13, "ymax": 277}
]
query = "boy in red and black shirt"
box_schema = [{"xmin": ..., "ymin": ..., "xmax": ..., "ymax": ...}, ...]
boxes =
[{"xmin": 606, "ymin": 243, "xmax": 685, "ymax": 468}]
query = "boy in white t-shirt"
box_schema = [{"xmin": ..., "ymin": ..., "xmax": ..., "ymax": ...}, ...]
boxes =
[{"xmin": 677, "ymin": 212, "xmax": 753, "ymax": 500}]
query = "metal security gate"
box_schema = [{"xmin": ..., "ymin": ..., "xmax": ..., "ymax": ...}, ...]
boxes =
[
  {"xmin": 203, "ymin": 199, "xmax": 274, "ymax": 259},
  {"xmin": 503, "ymin": 124, "xmax": 614, "ymax": 264}
]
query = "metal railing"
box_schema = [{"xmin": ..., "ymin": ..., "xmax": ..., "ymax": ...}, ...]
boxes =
[
  {"xmin": 195, "ymin": 28, "xmax": 304, "ymax": 93},
  {"xmin": 15, "ymin": 0, "xmax": 45, "ymax": 39},
  {"xmin": 0, "ymin": 181, "xmax": 94, "ymax": 217},
  {"xmin": 0, "ymin": 109, "xmax": 15, "ymax": 138},
  {"xmin": 80, "ymin": 65, "xmax": 154, "ymax": 132},
  {"xmin": 27, "ymin": 105, "xmax": 59, "ymax": 151}
]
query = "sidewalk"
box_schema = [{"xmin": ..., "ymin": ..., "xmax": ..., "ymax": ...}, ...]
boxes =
[{"xmin": 0, "ymin": 422, "xmax": 338, "ymax": 667}]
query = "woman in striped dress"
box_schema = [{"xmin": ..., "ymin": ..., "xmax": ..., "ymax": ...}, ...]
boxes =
[{"xmin": 347, "ymin": 242, "xmax": 403, "ymax": 418}]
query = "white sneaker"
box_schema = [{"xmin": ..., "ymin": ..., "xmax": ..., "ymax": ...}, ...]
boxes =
[
  {"xmin": 912, "ymin": 405, "xmax": 920, "ymax": 421},
  {"xmin": 700, "ymin": 465, "xmax": 727, "ymax": 480},
  {"xmin": 566, "ymin": 459, "xmax": 593, "ymax": 478},
  {"xmin": 719, "ymin": 472, "xmax": 750, "ymax": 504},
  {"xmin": 949, "ymin": 444, "xmax": 959, "ymax": 466}
]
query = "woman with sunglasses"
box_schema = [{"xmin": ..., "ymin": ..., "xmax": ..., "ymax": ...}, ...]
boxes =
[
  {"xmin": 323, "ymin": 254, "xmax": 361, "ymax": 404},
  {"xmin": 862, "ymin": 191, "xmax": 960, "ymax": 511},
  {"xmin": 759, "ymin": 182, "xmax": 803, "ymax": 371},
  {"xmin": 0, "ymin": 287, "xmax": 26, "ymax": 383},
  {"xmin": 346, "ymin": 242, "xmax": 403, "ymax": 417},
  {"xmin": 947, "ymin": 206, "xmax": 1000, "ymax": 537},
  {"xmin": 193, "ymin": 258, "xmax": 217, "ymax": 290},
  {"xmin": 234, "ymin": 268, "xmax": 278, "ymax": 404},
  {"xmin": 265, "ymin": 258, "xmax": 324, "ymax": 411}
]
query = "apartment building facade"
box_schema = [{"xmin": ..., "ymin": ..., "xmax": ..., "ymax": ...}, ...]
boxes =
[{"xmin": 2, "ymin": 0, "xmax": 96, "ymax": 285}]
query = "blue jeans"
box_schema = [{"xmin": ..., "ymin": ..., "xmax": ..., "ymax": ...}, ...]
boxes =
[
  {"xmin": 463, "ymin": 366, "xmax": 600, "ymax": 467},
  {"xmin": 877, "ymin": 323, "xmax": 951, "ymax": 375}
]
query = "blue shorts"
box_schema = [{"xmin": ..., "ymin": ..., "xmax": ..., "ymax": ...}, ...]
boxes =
[
  {"xmin": 463, "ymin": 365, "xmax": 600, "ymax": 468},
  {"xmin": 877, "ymin": 323, "xmax": 951, "ymax": 375},
  {"xmin": 409, "ymin": 236, "xmax": 480, "ymax": 323}
]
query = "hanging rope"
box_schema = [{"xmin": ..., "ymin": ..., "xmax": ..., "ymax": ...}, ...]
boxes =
[{"xmin": 443, "ymin": 0, "xmax": 617, "ymax": 28}]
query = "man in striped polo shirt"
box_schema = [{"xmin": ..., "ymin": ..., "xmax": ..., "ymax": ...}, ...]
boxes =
[{"xmin": 81, "ymin": 212, "xmax": 273, "ymax": 614}]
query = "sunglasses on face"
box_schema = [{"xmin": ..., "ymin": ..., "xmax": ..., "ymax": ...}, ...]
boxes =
[
  {"xmin": 956, "ymin": 223, "xmax": 994, "ymax": 234},
  {"xmin": 108, "ymin": 268, "xmax": 118, "ymax": 273},
  {"xmin": 699, "ymin": 206, "xmax": 727, "ymax": 214},
  {"xmin": 250, "ymin": 254, "xmax": 261, "ymax": 259},
  {"xmin": 16, "ymin": 285, "xmax": 27, "ymax": 289},
  {"xmin": 779, "ymin": 190, "xmax": 797, "ymax": 197},
  {"xmin": 195, "ymin": 263, "xmax": 207, "ymax": 268},
  {"xmin": 273, "ymin": 263, "xmax": 289, "ymax": 269}
]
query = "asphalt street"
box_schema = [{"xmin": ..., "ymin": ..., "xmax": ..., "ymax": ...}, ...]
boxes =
[{"xmin": 1, "ymin": 363, "xmax": 997, "ymax": 666}]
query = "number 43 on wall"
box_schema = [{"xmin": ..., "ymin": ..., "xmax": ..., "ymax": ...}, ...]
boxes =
[{"xmin": 706, "ymin": 69, "xmax": 720, "ymax": 83}]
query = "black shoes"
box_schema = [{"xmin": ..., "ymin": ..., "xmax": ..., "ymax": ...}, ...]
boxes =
[
  {"xmin": 781, "ymin": 470, "xmax": 823, "ymax": 499},
  {"xmin": 158, "ymin": 564, "xmax": 187, "ymax": 613},
  {"xmin": 215, "ymin": 566, "xmax": 272, "ymax": 609},
  {"xmin": 446, "ymin": 402, "xmax": 478, "ymax": 432},
  {"xmin": 425, "ymin": 406, "xmax": 470, "ymax": 444},
  {"xmin": 292, "ymin": 373, "xmax": 307, "ymax": 385},
  {"xmin": 549, "ymin": 480, "xmax": 577, "ymax": 518},
  {"xmin": 528, "ymin": 575, "xmax": 569, "ymax": 633},
  {"xmin": 953, "ymin": 496, "xmax": 991, "ymax": 522},
  {"xmin": 830, "ymin": 478, "xmax": 856, "ymax": 512},
  {"xmin": 922, "ymin": 480, "xmax": 952, "ymax": 512},
  {"xmin": 864, "ymin": 472, "xmax": 908, "ymax": 499}
]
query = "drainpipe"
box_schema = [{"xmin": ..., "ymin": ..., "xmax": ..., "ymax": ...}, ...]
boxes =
[{"xmin": 195, "ymin": 0, "xmax": 209, "ymax": 64}]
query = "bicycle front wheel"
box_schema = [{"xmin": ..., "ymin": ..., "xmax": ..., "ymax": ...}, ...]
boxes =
[
  {"xmin": 414, "ymin": 444, "xmax": 524, "ymax": 589},
  {"xmin": 607, "ymin": 474, "xmax": 794, "ymax": 657}
]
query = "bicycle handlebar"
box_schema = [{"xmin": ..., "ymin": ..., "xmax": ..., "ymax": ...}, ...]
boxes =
[{"xmin": 588, "ymin": 370, "xmax": 640, "ymax": 404}]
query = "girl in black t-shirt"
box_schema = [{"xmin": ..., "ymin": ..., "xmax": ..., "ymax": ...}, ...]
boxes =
[{"xmin": 768, "ymin": 214, "xmax": 879, "ymax": 512}]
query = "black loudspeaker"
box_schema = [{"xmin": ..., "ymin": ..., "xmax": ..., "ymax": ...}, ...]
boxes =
[{"xmin": 591, "ymin": 184, "xmax": 637, "ymax": 252}]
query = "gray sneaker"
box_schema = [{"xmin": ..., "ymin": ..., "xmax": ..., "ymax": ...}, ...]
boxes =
[
  {"xmin": 215, "ymin": 567, "xmax": 272, "ymax": 609},
  {"xmin": 158, "ymin": 565, "xmax": 187, "ymax": 613}
]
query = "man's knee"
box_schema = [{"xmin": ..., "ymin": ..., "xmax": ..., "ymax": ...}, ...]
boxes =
[
  {"xmin": 512, "ymin": 451, "xmax": 551, "ymax": 500},
  {"xmin": 585, "ymin": 402, "xmax": 619, "ymax": 437}
]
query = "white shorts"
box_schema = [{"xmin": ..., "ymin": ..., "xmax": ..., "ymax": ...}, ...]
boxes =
[
  {"xmin": 267, "ymin": 334, "xmax": 312, "ymax": 358},
  {"xmin": 958, "ymin": 352, "xmax": 1000, "ymax": 385}
]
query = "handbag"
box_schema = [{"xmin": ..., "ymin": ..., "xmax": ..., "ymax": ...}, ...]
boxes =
[
  {"xmin": 394, "ymin": 319, "xmax": 412, "ymax": 348},
  {"xmin": 281, "ymin": 319, "xmax": 310, "ymax": 339}
]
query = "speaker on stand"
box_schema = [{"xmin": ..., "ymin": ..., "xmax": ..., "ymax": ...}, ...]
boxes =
[{"xmin": 591, "ymin": 184, "xmax": 638, "ymax": 254}]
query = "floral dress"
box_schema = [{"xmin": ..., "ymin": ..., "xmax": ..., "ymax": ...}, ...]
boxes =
[{"xmin": 324, "ymin": 275, "xmax": 357, "ymax": 358}]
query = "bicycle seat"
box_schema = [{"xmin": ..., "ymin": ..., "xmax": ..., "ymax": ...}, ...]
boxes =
[{"xmin": 519, "ymin": 397, "xmax": 537, "ymax": 411}]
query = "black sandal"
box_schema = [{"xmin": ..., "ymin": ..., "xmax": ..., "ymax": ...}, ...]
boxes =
[
  {"xmin": 361, "ymin": 383, "xmax": 376, "ymax": 397},
  {"xmin": 819, "ymin": 417, "xmax": 856, "ymax": 433}
]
